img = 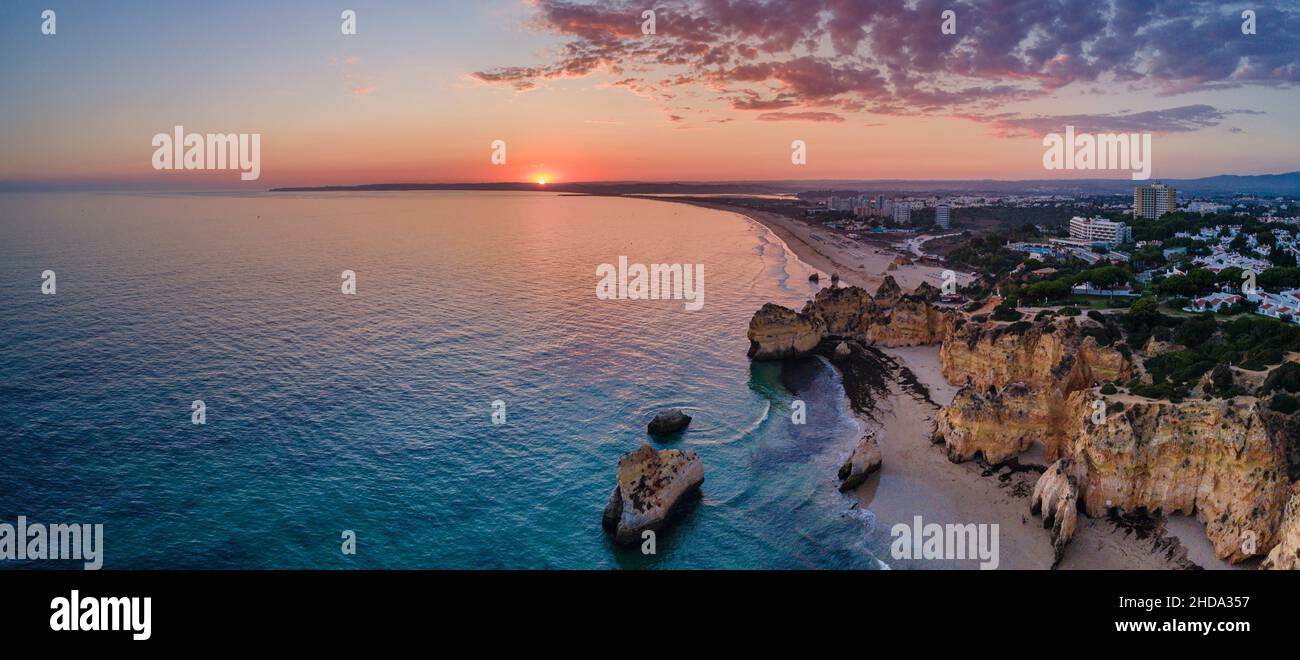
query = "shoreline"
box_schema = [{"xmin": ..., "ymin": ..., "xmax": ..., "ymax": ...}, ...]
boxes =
[
  {"xmin": 640, "ymin": 196, "xmax": 974, "ymax": 292},
  {"xmin": 661, "ymin": 195, "xmax": 1226, "ymax": 570}
]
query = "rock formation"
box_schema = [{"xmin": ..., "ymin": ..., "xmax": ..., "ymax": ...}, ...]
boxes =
[
  {"xmin": 1030, "ymin": 458, "xmax": 1079, "ymax": 566},
  {"xmin": 866, "ymin": 294, "xmax": 956, "ymax": 347},
  {"xmin": 939, "ymin": 317, "xmax": 1133, "ymax": 391},
  {"xmin": 647, "ymin": 409, "xmax": 691, "ymax": 436},
  {"xmin": 1263, "ymin": 484, "xmax": 1300, "ymax": 570},
  {"xmin": 745, "ymin": 279, "xmax": 953, "ymax": 357},
  {"xmin": 1065, "ymin": 393, "xmax": 1289, "ymax": 563},
  {"xmin": 934, "ymin": 314, "xmax": 1293, "ymax": 563},
  {"xmin": 747, "ymin": 303, "xmax": 825, "ymax": 359},
  {"xmin": 837, "ymin": 431, "xmax": 882, "ymax": 491},
  {"xmin": 801, "ymin": 285, "xmax": 878, "ymax": 338},
  {"xmin": 934, "ymin": 382, "xmax": 1070, "ymax": 464},
  {"xmin": 602, "ymin": 444, "xmax": 704, "ymax": 545},
  {"xmin": 872, "ymin": 274, "xmax": 903, "ymax": 306},
  {"xmin": 832, "ymin": 341, "xmax": 852, "ymax": 362}
]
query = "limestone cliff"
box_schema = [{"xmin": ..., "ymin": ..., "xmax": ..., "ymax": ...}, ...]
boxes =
[
  {"xmin": 933, "ymin": 318, "xmax": 1130, "ymax": 464},
  {"xmin": 933, "ymin": 382, "xmax": 1072, "ymax": 464},
  {"xmin": 1065, "ymin": 392, "xmax": 1290, "ymax": 563},
  {"xmin": 939, "ymin": 317, "xmax": 1133, "ymax": 391},
  {"xmin": 799, "ymin": 285, "xmax": 877, "ymax": 338},
  {"xmin": 935, "ymin": 315, "xmax": 1292, "ymax": 563},
  {"xmin": 866, "ymin": 294, "xmax": 957, "ymax": 347},
  {"xmin": 746, "ymin": 279, "xmax": 952, "ymax": 357},
  {"xmin": 1262, "ymin": 484, "xmax": 1300, "ymax": 570},
  {"xmin": 747, "ymin": 303, "xmax": 825, "ymax": 360},
  {"xmin": 1030, "ymin": 458, "xmax": 1079, "ymax": 566}
]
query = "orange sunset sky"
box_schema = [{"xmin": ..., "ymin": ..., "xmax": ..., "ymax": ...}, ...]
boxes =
[{"xmin": 2, "ymin": 0, "xmax": 1298, "ymax": 189}]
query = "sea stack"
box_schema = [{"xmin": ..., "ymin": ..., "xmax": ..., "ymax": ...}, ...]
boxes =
[
  {"xmin": 746, "ymin": 303, "xmax": 825, "ymax": 359},
  {"xmin": 602, "ymin": 444, "xmax": 704, "ymax": 545},
  {"xmin": 647, "ymin": 409, "xmax": 691, "ymax": 435}
]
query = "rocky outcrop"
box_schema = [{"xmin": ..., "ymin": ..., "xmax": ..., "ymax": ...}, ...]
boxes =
[
  {"xmin": 939, "ymin": 317, "xmax": 1133, "ymax": 391},
  {"xmin": 1030, "ymin": 458, "xmax": 1079, "ymax": 566},
  {"xmin": 866, "ymin": 295, "xmax": 956, "ymax": 347},
  {"xmin": 1263, "ymin": 484, "xmax": 1300, "ymax": 570},
  {"xmin": 801, "ymin": 285, "xmax": 878, "ymax": 338},
  {"xmin": 747, "ymin": 303, "xmax": 825, "ymax": 359},
  {"xmin": 837, "ymin": 431, "xmax": 882, "ymax": 491},
  {"xmin": 746, "ymin": 281, "xmax": 952, "ymax": 358},
  {"xmin": 933, "ymin": 382, "xmax": 1072, "ymax": 464},
  {"xmin": 832, "ymin": 341, "xmax": 852, "ymax": 362},
  {"xmin": 647, "ymin": 409, "xmax": 691, "ymax": 436},
  {"xmin": 1063, "ymin": 392, "xmax": 1290, "ymax": 563},
  {"xmin": 937, "ymin": 315, "xmax": 1292, "ymax": 563},
  {"xmin": 602, "ymin": 444, "xmax": 704, "ymax": 545},
  {"xmin": 873, "ymin": 275, "xmax": 902, "ymax": 306}
]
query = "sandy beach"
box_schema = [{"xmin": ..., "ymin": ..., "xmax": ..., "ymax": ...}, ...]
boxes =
[
  {"xmin": 666, "ymin": 195, "xmax": 1231, "ymax": 570},
  {"xmin": 655, "ymin": 198, "xmax": 976, "ymax": 292}
]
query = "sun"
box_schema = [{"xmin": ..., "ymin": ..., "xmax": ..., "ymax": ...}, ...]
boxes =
[{"xmin": 535, "ymin": 176, "xmax": 548, "ymax": 185}]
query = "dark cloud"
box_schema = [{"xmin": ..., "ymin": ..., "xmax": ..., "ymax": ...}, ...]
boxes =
[{"xmin": 471, "ymin": 0, "xmax": 1298, "ymax": 126}]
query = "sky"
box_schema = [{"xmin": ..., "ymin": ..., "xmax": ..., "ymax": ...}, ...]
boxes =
[{"xmin": 1, "ymin": 0, "xmax": 1298, "ymax": 189}]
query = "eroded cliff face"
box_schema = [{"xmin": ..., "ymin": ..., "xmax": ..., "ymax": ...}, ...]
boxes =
[
  {"xmin": 934, "ymin": 315, "xmax": 1292, "ymax": 563},
  {"xmin": 1065, "ymin": 393, "xmax": 1289, "ymax": 563},
  {"xmin": 747, "ymin": 303, "xmax": 825, "ymax": 360},
  {"xmin": 799, "ymin": 285, "xmax": 878, "ymax": 338},
  {"xmin": 933, "ymin": 382, "xmax": 1073, "ymax": 464},
  {"xmin": 1263, "ymin": 484, "xmax": 1300, "ymax": 570},
  {"xmin": 745, "ymin": 277, "xmax": 953, "ymax": 357},
  {"xmin": 933, "ymin": 318, "xmax": 1130, "ymax": 464},
  {"xmin": 939, "ymin": 318, "xmax": 1133, "ymax": 390},
  {"xmin": 866, "ymin": 295, "xmax": 956, "ymax": 347}
]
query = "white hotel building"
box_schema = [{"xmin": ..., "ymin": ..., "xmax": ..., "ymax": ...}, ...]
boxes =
[{"xmin": 1069, "ymin": 216, "xmax": 1132, "ymax": 246}]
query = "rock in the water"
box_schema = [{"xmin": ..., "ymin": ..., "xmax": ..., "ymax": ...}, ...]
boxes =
[
  {"xmin": 837, "ymin": 432, "xmax": 882, "ymax": 491},
  {"xmin": 1030, "ymin": 458, "xmax": 1079, "ymax": 567},
  {"xmin": 809, "ymin": 273, "xmax": 820, "ymax": 283},
  {"xmin": 746, "ymin": 303, "xmax": 826, "ymax": 360},
  {"xmin": 830, "ymin": 272, "xmax": 840, "ymax": 287},
  {"xmin": 647, "ymin": 409, "xmax": 692, "ymax": 435},
  {"xmin": 833, "ymin": 341, "xmax": 852, "ymax": 362},
  {"xmin": 602, "ymin": 444, "xmax": 704, "ymax": 545}
]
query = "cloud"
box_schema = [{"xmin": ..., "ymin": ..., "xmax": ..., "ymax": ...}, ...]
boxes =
[
  {"xmin": 755, "ymin": 111, "xmax": 846, "ymax": 122},
  {"xmin": 971, "ymin": 104, "xmax": 1254, "ymax": 137},
  {"xmin": 469, "ymin": 0, "xmax": 1300, "ymax": 126}
]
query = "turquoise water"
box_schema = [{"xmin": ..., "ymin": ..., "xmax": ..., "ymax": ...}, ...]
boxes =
[{"xmin": 0, "ymin": 191, "xmax": 885, "ymax": 568}]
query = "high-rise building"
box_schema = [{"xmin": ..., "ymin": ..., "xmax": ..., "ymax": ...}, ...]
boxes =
[
  {"xmin": 1134, "ymin": 183, "xmax": 1176, "ymax": 219},
  {"xmin": 935, "ymin": 204, "xmax": 950, "ymax": 230},
  {"xmin": 893, "ymin": 202, "xmax": 911, "ymax": 225},
  {"xmin": 1069, "ymin": 216, "xmax": 1132, "ymax": 246}
]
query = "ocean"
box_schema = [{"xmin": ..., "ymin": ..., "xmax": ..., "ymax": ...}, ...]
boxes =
[{"xmin": 0, "ymin": 191, "xmax": 888, "ymax": 569}]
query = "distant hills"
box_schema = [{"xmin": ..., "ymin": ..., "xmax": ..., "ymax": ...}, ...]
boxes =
[{"xmin": 271, "ymin": 171, "xmax": 1300, "ymax": 197}]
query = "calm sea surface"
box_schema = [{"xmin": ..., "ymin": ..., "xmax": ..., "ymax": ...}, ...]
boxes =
[{"xmin": 0, "ymin": 191, "xmax": 887, "ymax": 568}]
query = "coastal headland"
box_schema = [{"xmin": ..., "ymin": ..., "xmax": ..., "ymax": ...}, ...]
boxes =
[{"xmin": 679, "ymin": 193, "xmax": 1281, "ymax": 570}]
